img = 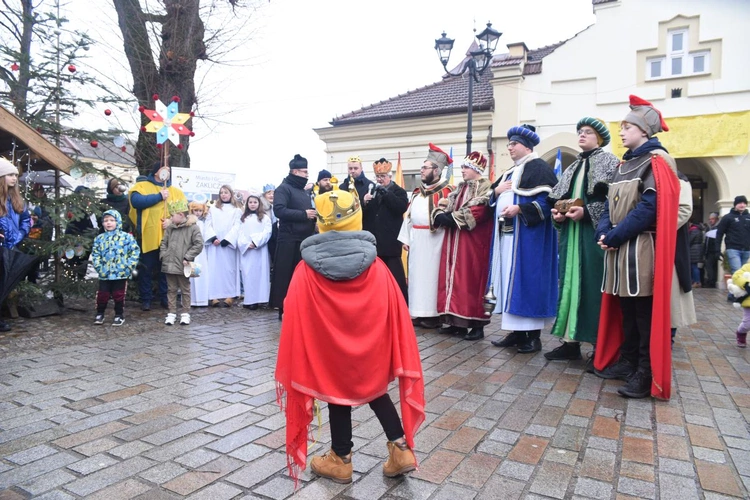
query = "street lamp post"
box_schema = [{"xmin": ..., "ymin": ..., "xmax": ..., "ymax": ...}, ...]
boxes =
[{"xmin": 435, "ymin": 22, "xmax": 502, "ymax": 156}]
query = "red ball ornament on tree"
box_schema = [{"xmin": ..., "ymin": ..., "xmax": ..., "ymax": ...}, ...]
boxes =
[
  {"xmin": 89, "ymin": 140, "xmax": 98, "ymax": 148},
  {"xmin": 104, "ymin": 109, "xmax": 112, "ymax": 116},
  {"xmin": 140, "ymin": 126, "xmax": 147, "ymax": 132},
  {"xmin": 66, "ymin": 211, "xmax": 74, "ymax": 220},
  {"xmin": 177, "ymin": 144, "xmax": 184, "ymax": 150},
  {"xmin": 189, "ymin": 111, "xmax": 195, "ymax": 117},
  {"xmin": 121, "ymin": 146, "xmax": 127, "ymax": 152},
  {"xmin": 67, "ymin": 64, "xmax": 76, "ymax": 73},
  {"xmin": 11, "ymin": 62, "xmax": 19, "ymax": 72},
  {"xmin": 171, "ymin": 95, "xmax": 180, "ymax": 103},
  {"xmin": 189, "ymin": 132, "xmax": 195, "ymax": 137},
  {"xmin": 156, "ymin": 143, "xmax": 163, "ymax": 149},
  {"xmin": 138, "ymin": 105, "xmax": 145, "ymax": 112},
  {"xmin": 152, "ymin": 93, "xmax": 159, "ymax": 101}
]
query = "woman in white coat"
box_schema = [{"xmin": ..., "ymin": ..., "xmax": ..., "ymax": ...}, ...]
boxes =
[
  {"xmin": 237, "ymin": 191, "xmax": 273, "ymax": 309},
  {"xmin": 188, "ymin": 201, "xmax": 211, "ymax": 306},
  {"xmin": 205, "ymin": 185, "xmax": 242, "ymax": 306}
]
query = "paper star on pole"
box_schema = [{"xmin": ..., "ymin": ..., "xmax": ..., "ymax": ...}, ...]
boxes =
[{"xmin": 140, "ymin": 99, "xmax": 193, "ymax": 145}]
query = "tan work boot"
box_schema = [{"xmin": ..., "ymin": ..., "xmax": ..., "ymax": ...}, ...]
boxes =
[
  {"xmin": 383, "ymin": 439, "xmax": 416, "ymax": 477},
  {"xmin": 310, "ymin": 449, "xmax": 353, "ymax": 483}
]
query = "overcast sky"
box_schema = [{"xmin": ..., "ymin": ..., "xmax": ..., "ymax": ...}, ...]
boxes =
[{"xmin": 69, "ymin": 0, "xmax": 596, "ymax": 190}]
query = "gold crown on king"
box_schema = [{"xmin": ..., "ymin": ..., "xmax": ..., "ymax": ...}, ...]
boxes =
[
  {"xmin": 168, "ymin": 198, "xmax": 189, "ymax": 215},
  {"xmin": 314, "ymin": 177, "xmax": 361, "ymax": 227}
]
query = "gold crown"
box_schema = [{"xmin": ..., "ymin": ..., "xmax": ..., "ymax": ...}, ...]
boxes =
[
  {"xmin": 168, "ymin": 198, "xmax": 189, "ymax": 215},
  {"xmin": 314, "ymin": 178, "xmax": 361, "ymax": 232},
  {"xmin": 347, "ymin": 155, "xmax": 362, "ymax": 164}
]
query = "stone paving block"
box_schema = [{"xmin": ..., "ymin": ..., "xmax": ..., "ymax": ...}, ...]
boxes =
[
  {"xmin": 619, "ymin": 460, "xmax": 655, "ymax": 482},
  {"xmin": 176, "ymin": 448, "xmax": 222, "ymax": 469},
  {"xmin": 693, "ymin": 446, "xmax": 726, "ymax": 463},
  {"xmin": 186, "ymin": 481, "xmax": 244, "ymax": 500},
  {"xmin": 622, "ymin": 436, "xmax": 654, "ymax": 464},
  {"xmin": 525, "ymin": 424, "xmax": 556, "ymax": 438},
  {"xmin": 98, "ymin": 384, "xmax": 155, "ymax": 402},
  {"xmin": 141, "ymin": 420, "xmax": 209, "ymax": 446},
  {"xmin": 659, "ymin": 472, "xmax": 700, "ymax": 500},
  {"xmin": 431, "ymin": 410, "xmax": 472, "ymax": 431},
  {"xmin": 108, "ymin": 441, "xmax": 154, "ymax": 460},
  {"xmin": 224, "ymin": 452, "xmax": 287, "ymax": 488},
  {"xmin": 574, "ymin": 477, "xmax": 613, "ymax": 500},
  {"xmin": 497, "ymin": 409, "xmax": 533, "ymax": 432},
  {"xmin": 72, "ymin": 437, "xmax": 119, "ymax": 457},
  {"xmin": 390, "ymin": 477, "xmax": 439, "ymax": 500},
  {"xmin": 657, "ymin": 434, "xmax": 691, "ymax": 460},
  {"xmin": 487, "ymin": 428, "xmax": 520, "ymax": 445},
  {"xmin": 430, "ymin": 482, "xmax": 477, "ymax": 500},
  {"xmin": 476, "ymin": 440, "xmax": 512, "ymax": 457},
  {"xmin": 139, "ymin": 462, "xmax": 188, "ymax": 484},
  {"xmin": 414, "ymin": 426, "xmax": 451, "ymax": 453},
  {"xmin": 162, "ymin": 454, "xmax": 244, "ymax": 496},
  {"xmin": 477, "ymin": 475, "xmax": 525, "ymax": 500},
  {"xmin": 531, "ymin": 406, "xmax": 564, "ymax": 427},
  {"xmin": 203, "ymin": 411, "xmax": 264, "ymax": 437},
  {"xmin": 63, "ymin": 456, "xmax": 155, "ymax": 497},
  {"xmin": 496, "ymin": 460, "xmax": 535, "ymax": 481},
  {"xmin": 0, "ymin": 452, "xmax": 79, "ymax": 489},
  {"xmin": 529, "ymin": 460, "xmax": 573, "ymax": 499},
  {"xmin": 339, "ymin": 467, "xmax": 394, "ymax": 500},
  {"xmin": 31, "ymin": 491, "xmax": 76, "ymax": 500},
  {"xmin": 17, "ymin": 468, "xmax": 76, "ymax": 496},
  {"xmin": 659, "ymin": 457, "xmax": 696, "ymax": 477},
  {"xmin": 123, "ymin": 403, "xmax": 186, "ymax": 425},
  {"xmin": 618, "ymin": 476, "xmax": 656, "ymax": 499},
  {"xmin": 687, "ymin": 423, "xmax": 724, "ymax": 449},
  {"xmin": 229, "ymin": 443, "xmax": 272, "ymax": 462},
  {"xmin": 450, "ymin": 452, "xmax": 500, "ymax": 488},
  {"xmin": 581, "ymin": 448, "xmax": 616, "ymax": 481},
  {"xmin": 507, "ymin": 435, "xmax": 548, "ymax": 464},
  {"xmin": 411, "ymin": 449, "xmax": 463, "ymax": 484},
  {"xmin": 142, "ymin": 432, "xmax": 216, "ymax": 462},
  {"xmin": 552, "ymin": 425, "xmax": 586, "ymax": 451},
  {"xmin": 696, "ymin": 460, "xmax": 744, "ymax": 497},
  {"xmin": 727, "ymin": 448, "xmax": 750, "ymax": 476},
  {"xmin": 4, "ymin": 444, "xmax": 57, "ymax": 465},
  {"xmin": 66, "ymin": 453, "xmax": 120, "ymax": 475},
  {"xmin": 85, "ymin": 478, "xmax": 152, "ymax": 500},
  {"xmin": 205, "ymin": 425, "xmax": 270, "ymax": 454},
  {"xmin": 442, "ymin": 427, "xmax": 485, "ymax": 453}
]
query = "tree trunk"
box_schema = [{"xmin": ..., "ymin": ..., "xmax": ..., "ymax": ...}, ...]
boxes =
[
  {"xmin": 113, "ymin": 0, "xmax": 204, "ymax": 174},
  {"xmin": 9, "ymin": 0, "xmax": 34, "ymax": 119}
]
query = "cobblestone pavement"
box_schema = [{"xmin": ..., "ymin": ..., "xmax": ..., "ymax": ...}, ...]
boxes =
[{"xmin": 0, "ymin": 288, "xmax": 749, "ymax": 499}]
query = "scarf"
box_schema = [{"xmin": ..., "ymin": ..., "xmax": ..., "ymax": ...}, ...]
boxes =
[{"xmin": 622, "ymin": 137, "xmax": 668, "ymax": 161}]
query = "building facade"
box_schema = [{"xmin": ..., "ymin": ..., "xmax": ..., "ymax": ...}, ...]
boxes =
[{"xmin": 315, "ymin": 0, "xmax": 750, "ymax": 218}]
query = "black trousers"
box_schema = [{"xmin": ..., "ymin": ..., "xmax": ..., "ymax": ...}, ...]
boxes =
[
  {"xmin": 704, "ymin": 252, "xmax": 720, "ymax": 287},
  {"xmin": 380, "ymin": 255, "xmax": 408, "ymax": 304},
  {"xmin": 96, "ymin": 279, "xmax": 127, "ymax": 316},
  {"xmin": 328, "ymin": 393, "xmax": 404, "ymax": 457},
  {"xmin": 619, "ymin": 296, "xmax": 653, "ymax": 373},
  {"xmin": 269, "ymin": 240, "xmax": 302, "ymax": 310}
]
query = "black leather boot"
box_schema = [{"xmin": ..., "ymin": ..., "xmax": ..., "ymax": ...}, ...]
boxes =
[
  {"xmin": 464, "ymin": 327, "xmax": 484, "ymax": 341},
  {"xmin": 544, "ymin": 341, "xmax": 582, "ymax": 361},
  {"xmin": 517, "ymin": 330, "xmax": 541, "ymax": 354},
  {"xmin": 491, "ymin": 330, "xmax": 522, "ymax": 348}
]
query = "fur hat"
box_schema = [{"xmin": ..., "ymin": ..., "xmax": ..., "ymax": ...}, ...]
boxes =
[
  {"xmin": 462, "ymin": 151, "xmax": 488, "ymax": 174},
  {"xmin": 0, "ymin": 158, "xmax": 19, "ymax": 177},
  {"xmin": 623, "ymin": 95, "xmax": 669, "ymax": 138},
  {"xmin": 425, "ymin": 143, "xmax": 452, "ymax": 171},
  {"xmin": 507, "ymin": 124, "xmax": 540, "ymax": 150},
  {"xmin": 373, "ymin": 158, "xmax": 392, "ymax": 175},
  {"xmin": 576, "ymin": 117, "xmax": 611, "ymax": 147}
]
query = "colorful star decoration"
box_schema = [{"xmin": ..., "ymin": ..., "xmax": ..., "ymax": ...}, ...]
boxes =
[{"xmin": 139, "ymin": 96, "xmax": 193, "ymax": 147}]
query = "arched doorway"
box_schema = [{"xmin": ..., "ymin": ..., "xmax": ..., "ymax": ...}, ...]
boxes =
[{"xmin": 675, "ymin": 157, "xmax": 728, "ymax": 222}]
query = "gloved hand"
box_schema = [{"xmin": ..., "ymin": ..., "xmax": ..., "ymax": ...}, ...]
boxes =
[
  {"xmin": 433, "ymin": 213, "xmax": 456, "ymax": 229},
  {"xmin": 220, "ymin": 239, "xmax": 230, "ymax": 247}
]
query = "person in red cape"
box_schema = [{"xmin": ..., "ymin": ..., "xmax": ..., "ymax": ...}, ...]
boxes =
[
  {"xmin": 274, "ymin": 180, "xmax": 425, "ymax": 485},
  {"xmin": 594, "ymin": 95, "xmax": 680, "ymax": 399}
]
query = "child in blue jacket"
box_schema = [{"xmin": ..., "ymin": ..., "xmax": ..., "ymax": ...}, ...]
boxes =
[{"xmin": 91, "ymin": 210, "xmax": 140, "ymax": 326}]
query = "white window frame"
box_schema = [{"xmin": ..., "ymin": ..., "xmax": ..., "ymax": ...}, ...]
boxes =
[{"xmin": 645, "ymin": 28, "xmax": 710, "ymax": 80}]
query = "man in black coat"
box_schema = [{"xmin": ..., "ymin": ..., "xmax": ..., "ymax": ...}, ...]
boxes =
[
  {"xmin": 363, "ymin": 158, "xmax": 409, "ymax": 301},
  {"xmin": 269, "ymin": 154, "xmax": 317, "ymax": 319},
  {"xmin": 339, "ymin": 155, "xmax": 375, "ymax": 203}
]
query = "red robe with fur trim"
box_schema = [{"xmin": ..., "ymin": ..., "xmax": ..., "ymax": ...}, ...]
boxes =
[
  {"xmin": 275, "ymin": 258, "xmax": 425, "ymax": 482},
  {"xmin": 436, "ymin": 178, "xmax": 493, "ymax": 326}
]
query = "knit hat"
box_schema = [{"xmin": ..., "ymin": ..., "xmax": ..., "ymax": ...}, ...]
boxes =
[
  {"xmin": 507, "ymin": 124, "xmax": 540, "ymax": 150},
  {"xmin": 735, "ymin": 195, "xmax": 748, "ymax": 206},
  {"xmin": 373, "ymin": 158, "xmax": 392, "ymax": 175},
  {"xmin": 623, "ymin": 95, "xmax": 669, "ymax": 138},
  {"xmin": 462, "ymin": 151, "xmax": 488, "ymax": 174},
  {"xmin": 314, "ymin": 187, "xmax": 362, "ymax": 233},
  {"xmin": 576, "ymin": 117, "xmax": 611, "ymax": 147},
  {"xmin": 289, "ymin": 154, "xmax": 308, "ymax": 170},
  {"xmin": 425, "ymin": 143, "xmax": 453, "ymax": 171},
  {"xmin": 317, "ymin": 169, "xmax": 332, "ymax": 182},
  {"xmin": 0, "ymin": 158, "xmax": 18, "ymax": 177}
]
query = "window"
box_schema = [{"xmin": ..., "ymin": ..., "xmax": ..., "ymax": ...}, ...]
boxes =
[{"xmin": 646, "ymin": 28, "xmax": 710, "ymax": 80}]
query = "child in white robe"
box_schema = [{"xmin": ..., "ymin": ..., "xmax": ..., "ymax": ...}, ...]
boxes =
[
  {"xmin": 205, "ymin": 185, "xmax": 242, "ymax": 307},
  {"xmin": 238, "ymin": 191, "xmax": 273, "ymax": 309},
  {"xmin": 188, "ymin": 201, "xmax": 211, "ymax": 306}
]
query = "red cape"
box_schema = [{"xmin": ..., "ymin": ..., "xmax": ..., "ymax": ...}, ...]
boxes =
[
  {"xmin": 275, "ymin": 258, "xmax": 425, "ymax": 481},
  {"xmin": 594, "ymin": 154, "xmax": 679, "ymax": 400}
]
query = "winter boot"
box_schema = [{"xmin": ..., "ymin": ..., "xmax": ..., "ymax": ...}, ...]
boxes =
[
  {"xmin": 544, "ymin": 341, "xmax": 582, "ymax": 361},
  {"xmin": 737, "ymin": 331, "xmax": 747, "ymax": 348},
  {"xmin": 594, "ymin": 357, "xmax": 636, "ymax": 380},
  {"xmin": 491, "ymin": 330, "xmax": 522, "ymax": 348},
  {"xmin": 617, "ymin": 369, "xmax": 652, "ymax": 398},
  {"xmin": 517, "ymin": 330, "xmax": 542, "ymax": 354},
  {"xmin": 464, "ymin": 327, "xmax": 485, "ymax": 341},
  {"xmin": 383, "ymin": 439, "xmax": 416, "ymax": 477},
  {"xmin": 310, "ymin": 449, "xmax": 353, "ymax": 484}
]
